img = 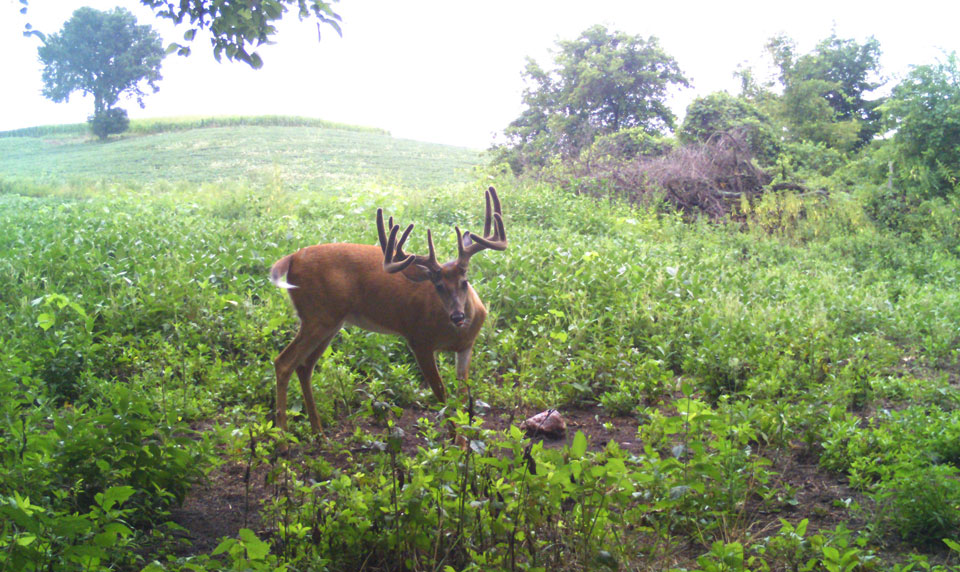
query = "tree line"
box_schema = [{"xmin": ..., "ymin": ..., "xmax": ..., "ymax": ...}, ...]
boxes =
[
  {"xmin": 27, "ymin": 6, "xmax": 960, "ymax": 229},
  {"xmin": 495, "ymin": 25, "xmax": 960, "ymax": 241}
]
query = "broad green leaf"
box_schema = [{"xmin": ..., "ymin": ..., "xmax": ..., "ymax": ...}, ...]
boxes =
[
  {"xmin": 36, "ymin": 312, "xmax": 55, "ymax": 331},
  {"xmin": 96, "ymin": 485, "xmax": 135, "ymax": 511},
  {"xmin": 570, "ymin": 430, "xmax": 587, "ymax": 459},
  {"xmin": 239, "ymin": 528, "xmax": 270, "ymax": 560}
]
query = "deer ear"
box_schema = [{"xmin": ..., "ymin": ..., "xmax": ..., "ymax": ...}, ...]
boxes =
[{"xmin": 400, "ymin": 264, "xmax": 435, "ymax": 283}]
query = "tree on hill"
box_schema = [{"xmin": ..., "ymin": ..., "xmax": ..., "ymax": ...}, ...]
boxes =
[
  {"xmin": 38, "ymin": 7, "xmax": 165, "ymax": 140},
  {"xmin": 500, "ymin": 25, "xmax": 689, "ymax": 172},
  {"xmin": 19, "ymin": 0, "xmax": 342, "ymax": 69}
]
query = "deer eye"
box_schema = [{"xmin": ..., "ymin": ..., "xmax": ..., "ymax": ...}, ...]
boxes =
[
  {"xmin": 460, "ymin": 280, "xmax": 468, "ymax": 290},
  {"xmin": 435, "ymin": 283, "xmax": 445, "ymax": 293}
]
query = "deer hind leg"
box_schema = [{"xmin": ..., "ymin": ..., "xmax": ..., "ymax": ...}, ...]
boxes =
[
  {"xmin": 295, "ymin": 328, "xmax": 340, "ymax": 434},
  {"xmin": 275, "ymin": 322, "xmax": 341, "ymax": 433}
]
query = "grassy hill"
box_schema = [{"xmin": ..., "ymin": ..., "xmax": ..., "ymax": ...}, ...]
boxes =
[{"xmin": 0, "ymin": 116, "xmax": 482, "ymax": 189}]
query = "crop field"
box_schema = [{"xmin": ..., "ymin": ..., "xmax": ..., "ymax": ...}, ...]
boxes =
[{"xmin": 2, "ymin": 118, "xmax": 960, "ymax": 571}]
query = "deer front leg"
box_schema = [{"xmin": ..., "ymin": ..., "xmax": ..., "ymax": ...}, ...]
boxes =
[
  {"xmin": 455, "ymin": 346, "xmax": 473, "ymax": 398},
  {"xmin": 411, "ymin": 345, "xmax": 446, "ymax": 403},
  {"xmin": 411, "ymin": 345, "xmax": 470, "ymax": 447}
]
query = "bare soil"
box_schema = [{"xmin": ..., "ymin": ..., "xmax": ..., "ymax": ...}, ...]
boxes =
[{"xmin": 171, "ymin": 405, "xmax": 868, "ymax": 564}]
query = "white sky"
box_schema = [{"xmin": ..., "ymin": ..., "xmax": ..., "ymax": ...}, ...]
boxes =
[{"xmin": 3, "ymin": 0, "xmax": 959, "ymax": 149}]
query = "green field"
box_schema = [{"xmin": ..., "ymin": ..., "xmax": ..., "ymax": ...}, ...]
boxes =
[
  {"xmin": 0, "ymin": 117, "xmax": 481, "ymax": 189},
  {"xmin": 2, "ymin": 118, "xmax": 960, "ymax": 571}
]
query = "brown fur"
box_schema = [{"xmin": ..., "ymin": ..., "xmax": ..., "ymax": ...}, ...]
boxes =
[{"xmin": 271, "ymin": 243, "xmax": 488, "ymax": 434}]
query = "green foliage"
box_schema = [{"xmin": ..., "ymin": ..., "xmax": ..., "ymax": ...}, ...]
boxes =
[
  {"xmin": 583, "ymin": 127, "xmax": 676, "ymax": 161},
  {"xmin": 37, "ymin": 7, "xmax": 165, "ymax": 140},
  {"xmin": 21, "ymin": 0, "xmax": 340, "ymax": 69},
  {"xmin": 143, "ymin": 0, "xmax": 341, "ymax": 68},
  {"xmin": 775, "ymin": 77, "xmax": 863, "ymax": 152},
  {"xmin": 88, "ymin": 107, "xmax": 130, "ymax": 140},
  {"xmin": 0, "ymin": 350, "xmax": 211, "ymax": 570},
  {"xmin": 760, "ymin": 32, "xmax": 884, "ymax": 151},
  {"xmin": 818, "ymin": 404, "xmax": 960, "ymax": 548},
  {"xmin": 875, "ymin": 464, "xmax": 960, "ymax": 548},
  {"xmin": 2, "ymin": 119, "xmax": 960, "ymax": 568},
  {"xmin": 0, "ymin": 115, "xmax": 389, "ymax": 139},
  {"xmin": 0, "ymin": 486, "xmax": 141, "ymax": 571},
  {"xmin": 883, "ymin": 51, "xmax": 960, "ymax": 199},
  {"xmin": 679, "ymin": 92, "xmax": 780, "ymax": 164},
  {"xmin": 500, "ymin": 25, "xmax": 689, "ymax": 172}
]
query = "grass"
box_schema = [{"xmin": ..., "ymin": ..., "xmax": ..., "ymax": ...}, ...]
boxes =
[
  {"xmin": 2, "ymin": 117, "xmax": 960, "ymax": 570},
  {"xmin": 0, "ymin": 116, "xmax": 482, "ymax": 189},
  {"xmin": 0, "ymin": 114, "xmax": 389, "ymax": 138}
]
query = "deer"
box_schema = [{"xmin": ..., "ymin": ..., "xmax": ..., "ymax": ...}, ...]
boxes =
[{"xmin": 269, "ymin": 187, "xmax": 507, "ymax": 435}]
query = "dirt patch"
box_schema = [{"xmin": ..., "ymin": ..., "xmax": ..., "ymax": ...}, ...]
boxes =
[
  {"xmin": 170, "ymin": 405, "xmax": 866, "ymax": 561},
  {"xmin": 170, "ymin": 460, "xmax": 271, "ymax": 555}
]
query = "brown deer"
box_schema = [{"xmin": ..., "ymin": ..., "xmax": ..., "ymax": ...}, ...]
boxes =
[{"xmin": 269, "ymin": 187, "xmax": 507, "ymax": 433}]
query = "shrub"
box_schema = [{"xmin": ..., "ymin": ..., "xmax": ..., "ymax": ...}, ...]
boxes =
[
  {"xmin": 875, "ymin": 463, "xmax": 960, "ymax": 548},
  {"xmin": 88, "ymin": 107, "xmax": 130, "ymax": 139},
  {"xmin": 584, "ymin": 127, "xmax": 676, "ymax": 161},
  {"xmin": 679, "ymin": 92, "xmax": 781, "ymax": 165}
]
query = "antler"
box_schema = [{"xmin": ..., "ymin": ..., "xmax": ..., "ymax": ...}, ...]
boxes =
[
  {"xmin": 457, "ymin": 187, "xmax": 507, "ymax": 267},
  {"xmin": 376, "ymin": 208, "xmax": 442, "ymax": 274}
]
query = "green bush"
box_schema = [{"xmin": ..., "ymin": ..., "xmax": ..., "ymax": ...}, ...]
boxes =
[
  {"xmin": 88, "ymin": 108, "xmax": 130, "ymax": 139},
  {"xmin": 875, "ymin": 463, "xmax": 960, "ymax": 547},
  {"xmin": 584, "ymin": 128, "xmax": 676, "ymax": 161},
  {"xmin": 679, "ymin": 92, "xmax": 780, "ymax": 165},
  {"xmin": 883, "ymin": 52, "xmax": 960, "ymax": 199}
]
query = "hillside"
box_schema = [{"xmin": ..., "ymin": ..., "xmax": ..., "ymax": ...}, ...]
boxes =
[{"xmin": 0, "ymin": 117, "xmax": 482, "ymax": 189}]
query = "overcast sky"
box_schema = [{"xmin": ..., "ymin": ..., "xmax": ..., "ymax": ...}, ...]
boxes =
[{"xmin": 3, "ymin": 0, "xmax": 959, "ymax": 149}]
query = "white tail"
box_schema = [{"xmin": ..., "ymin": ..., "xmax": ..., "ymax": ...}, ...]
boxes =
[{"xmin": 268, "ymin": 254, "xmax": 299, "ymax": 289}]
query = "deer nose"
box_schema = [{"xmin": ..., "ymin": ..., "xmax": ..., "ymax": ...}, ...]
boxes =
[{"xmin": 450, "ymin": 311, "xmax": 465, "ymax": 326}]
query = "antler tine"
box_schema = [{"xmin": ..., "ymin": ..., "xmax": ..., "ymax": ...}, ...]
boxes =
[
  {"xmin": 383, "ymin": 224, "xmax": 417, "ymax": 273},
  {"xmin": 457, "ymin": 187, "xmax": 507, "ymax": 265},
  {"xmin": 376, "ymin": 206, "xmax": 444, "ymax": 274},
  {"xmin": 411, "ymin": 228, "xmax": 443, "ymax": 273},
  {"xmin": 376, "ymin": 208, "xmax": 388, "ymax": 252},
  {"xmin": 426, "ymin": 229, "xmax": 436, "ymax": 263},
  {"xmin": 488, "ymin": 186, "xmax": 502, "ymax": 218},
  {"xmin": 377, "ymin": 207, "xmax": 416, "ymax": 273},
  {"xmin": 482, "ymin": 189, "xmax": 492, "ymax": 238},
  {"xmin": 395, "ymin": 223, "xmax": 414, "ymax": 257},
  {"xmin": 466, "ymin": 212, "xmax": 507, "ymax": 251}
]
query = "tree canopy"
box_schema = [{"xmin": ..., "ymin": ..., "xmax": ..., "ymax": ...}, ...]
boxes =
[
  {"xmin": 501, "ymin": 25, "xmax": 689, "ymax": 171},
  {"xmin": 883, "ymin": 52, "xmax": 960, "ymax": 198},
  {"xmin": 760, "ymin": 33, "xmax": 884, "ymax": 151},
  {"xmin": 38, "ymin": 7, "xmax": 165, "ymax": 139},
  {"xmin": 20, "ymin": 0, "xmax": 341, "ymax": 69}
]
